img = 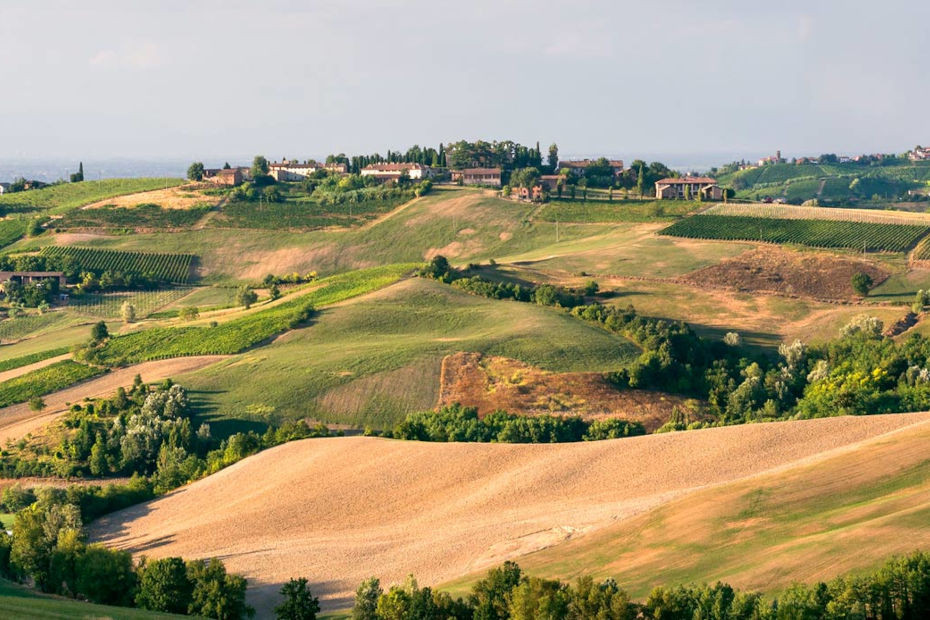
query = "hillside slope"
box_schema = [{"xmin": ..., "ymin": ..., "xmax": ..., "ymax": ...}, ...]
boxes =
[{"xmin": 89, "ymin": 412, "xmax": 930, "ymax": 613}]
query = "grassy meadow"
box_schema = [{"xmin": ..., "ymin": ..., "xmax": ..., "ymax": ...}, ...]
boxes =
[
  {"xmin": 0, "ymin": 178, "xmax": 185, "ymax": 214},
  {"xmin": 177, "ymin": 277, "xmax": 641, "ymax": 432}
]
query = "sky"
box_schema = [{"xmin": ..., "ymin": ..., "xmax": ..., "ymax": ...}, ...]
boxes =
[{"xmin": 2, "ymin": 0, "xmax": 929, "ymax": 168}]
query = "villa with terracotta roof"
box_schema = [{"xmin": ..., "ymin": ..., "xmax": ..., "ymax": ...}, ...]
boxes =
[
  {"xmin": 451, "ymin": 168, "xmax": 502, "ymax": 187},
  {"xmin": 361, "ymin": 162, "xmax": 433, "ymax": 181},
  {"xmin": 558, "ymin": 159, "xmax": 624, "ymax": 178},
  {"xmin": 654, "ymin": 177, "xmax": 723, "ymax": 200}
]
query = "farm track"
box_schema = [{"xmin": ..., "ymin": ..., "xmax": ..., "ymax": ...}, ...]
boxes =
[
  {"xmin": 0, "ymin": 356, "xmax": 228, "ymax": 445},
  {"xmin": 89, "ymin": 412, "xmax": 930, "ymax": 614}
]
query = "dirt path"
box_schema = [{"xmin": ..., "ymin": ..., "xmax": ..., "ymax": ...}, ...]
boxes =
[
  {"xmin": 193, "ymin": 196, "xmax": 228, "ymax": 230},
  {"xmin": 0, "ymin": 354, "xmax": 71, "ymax": 384},
  {"xmin": 89, "ymin": 412, "xmax": 930, "ymax": 614},
  {"xmin": 0, "ymin": 356, "xmax": 228, "ymax": 445}
]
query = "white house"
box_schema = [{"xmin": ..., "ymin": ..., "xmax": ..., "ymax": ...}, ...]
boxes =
[
  {"xmin": 269, "ymin": 161, "xmax": 320, "ymax": 182},
  {"xmin": 0, "ymin": 182, "xmax": 9, "ymax": 195},
  {"xmin": 360, "ymin": 162, "xmax": 433, "ymax": 181}
]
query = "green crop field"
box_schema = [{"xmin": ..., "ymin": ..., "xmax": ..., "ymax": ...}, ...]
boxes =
[
  {"xmin": 536, "ymin": 199, "xmax": 700, "ymax": 223},
  {"xmin": 0, "ymin": 178, "xmax": 185, "ymax": 214},
  {"xmin": 212, "ymin": 192, "xmax": 411, "ymax": 230},
  {"xmin": 0, "ymin": 359, "xmax": 103, "ymax": 408},
  {"xmin": 57, "ymin": 203, "xmax": 211, "ymax": 230},
  {"xmin": 0, "ymin": 219, "xmax": 29, "ymax": 249},
  {"xmin": 41, "ymin": 246, "xmax": 195, "ymax": 283},
  {"xmin": 662, "ymin": 215, "xmax": 930, "ymax": 252},
  {"xmin": 178, "ymin": 277, "xmax": 641, "ymax": 432},
  {"xmin": 0, "ymin": 347, "xmax": 69, "ymax": 373},
  {"xmin": 93, "ymin": 264, "xmax": 415, "ymax": 365}
]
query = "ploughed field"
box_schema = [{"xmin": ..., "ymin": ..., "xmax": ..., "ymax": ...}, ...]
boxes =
[{"xmin": 89, "ymin": 413, "xmax": 930, "ymax": 614}]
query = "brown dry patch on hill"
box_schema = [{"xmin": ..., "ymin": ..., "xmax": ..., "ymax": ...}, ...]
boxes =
[
  {"xmin": 89, "ymin": 413, "xmax": 930, "ymax": 614},
  {"xmin": 682, "ymin": 247, "xmax": 888, "ymax": 300},
  {"xmin": 438, "ymin": 352, "xmax": 698, "ymax": 431},
  {"xmin": 82, "ymin": 184, "xmax": 219, "ymax": 210}
]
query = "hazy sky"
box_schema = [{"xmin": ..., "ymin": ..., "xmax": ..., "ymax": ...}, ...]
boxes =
[{"xmin": 2, "ymin": 0, "xmax": 929, "ymax": 163}]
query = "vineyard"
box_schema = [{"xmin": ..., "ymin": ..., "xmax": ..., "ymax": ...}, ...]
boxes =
[
  {"xmin": 703, "ymin": 203, "xmax": 930, "ymax": 225},
  {"xmin": 92, "ymin": 264, "xmax": 414, "ymax": 365},
  {"xmin": 0, "ymin": 360, "xmax": 103, "ymax": 408},
  {"xmin": 57, "ymin": 203, "xmax": 211, "ymax": 230},
  {"xmin": 40, "ymin": 246, "xmax": 195, "ymax": 283},
  {"xmin": 69, "ymin": 287, "xmax": 196, "ymax": 319},
  {"xmin": 662, "ymin": 215, "xmax": 930, "ymax": 252},
  {"xmin": 0, "ymin": 312, "xmax": 71, "ymax": 343}
]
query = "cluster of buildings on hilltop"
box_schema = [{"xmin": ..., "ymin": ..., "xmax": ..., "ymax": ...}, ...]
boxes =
[
  {"xmin": 910, "ymin": 146, "xmax": 930, "ymax": 162},
  {"xmin": 199, "ymin": 156, "xmax": 725, "ymax": 201}
]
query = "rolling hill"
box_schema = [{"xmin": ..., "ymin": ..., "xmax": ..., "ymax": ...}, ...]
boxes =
[{"xmin": 88, "ymin": 412, "xmax": 930, "ymax": 614}]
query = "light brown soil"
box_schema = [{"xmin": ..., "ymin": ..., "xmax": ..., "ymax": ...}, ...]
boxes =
[
  {"xmin": 88, "ymin": 412, "xmax": 930, "ymax": 614},
  {"xmin": 0, "ymin": 356, "xmax": 227, "ymax": 445},
  {"xmin": 438, "ymin": 353, "xmax": 696, "ymax": 431},
  {"xmin": 682, "ymin": 247, "xmax": 888, "ymax": 300},
  {"xmin": 82, "ymin": 185, "xmax": 218, "ymax": 210}
]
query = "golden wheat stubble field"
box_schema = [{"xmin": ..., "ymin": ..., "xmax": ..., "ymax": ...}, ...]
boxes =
[{"xmin": 89, "ymin": 412, "xmax": 930, "ymax": 613}]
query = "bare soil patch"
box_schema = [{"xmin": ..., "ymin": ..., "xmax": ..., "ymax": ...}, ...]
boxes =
[
  {"xmin": 82, "ymin": 184, "xmax": 218, "ymax": 210},
  {"xmin": 682, "ymin": 247, "xmax": 889, "ymax": 300},
  {"xmin": 438, "ymin": 353, "xmax": 694, "ymax": 431},
  {"xmin": 88, "ymin": 413, "xmax": 930, "ymax": 614}
]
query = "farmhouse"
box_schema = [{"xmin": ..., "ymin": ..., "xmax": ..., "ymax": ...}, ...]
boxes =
[
  {"xmin": 451, "ymin": 168, "xmax": 502, "ymax": 187},
  {"xmin": 559, "ymin": 159, "xmax": 624, "ymax": 178},
  {"xmin": 910, "ymin": 146, "xmax": 930, "ymax": 162},
  {"xmin": 208, "ymin": 169, "xmax": 243, "ymax": 186},
  {"xmin": 539, "ymin": 175, "xmax": 563, "ymax": 191},
  {"xmin": 361, "ymin": 163, "xmax": 433, "ymax": 181},
  {"xmin": 0, "ymin": 271, "xmax": 67, "ymax": 287},
  {"xmin": 269, "ymin": 161, "xmax": 318, "ymax": 181},
  {"xmin": 0, "ymin": 182, "xmax": 9, "ymax": 195},
  {"xmin": 655, "ymin": 177, "xmax": 724, "ymax": 200}
]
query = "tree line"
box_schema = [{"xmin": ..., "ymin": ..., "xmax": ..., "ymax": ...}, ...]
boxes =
[
  {"xmin": 421, "ymin": 256, "xmax": 930, "ymax": 424},
  {"xmin": 385, "ymin": 404, "xmax": 644, "ymax": 443},
  {"xmin": 344, "ymin": 554, "xmax": 930, "ymax": 620}
]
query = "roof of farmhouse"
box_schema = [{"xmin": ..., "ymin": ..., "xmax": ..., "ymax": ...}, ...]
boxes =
[{"xmin": 656, "ymin": 177, "xmax": 717, "ymax": 184}]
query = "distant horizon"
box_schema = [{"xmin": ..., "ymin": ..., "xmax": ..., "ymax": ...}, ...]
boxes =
[{"xmin": 0, "ymin": 144, "xmax": 923, "ymax": 184}]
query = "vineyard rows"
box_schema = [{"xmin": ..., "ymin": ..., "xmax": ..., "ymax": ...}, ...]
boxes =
[
  {"xmin": 69, "ymin": 287, "xmax": 196, "ymax": 319},
  {"xmin": 41, "ymin": 246, "xmax": 195, "ymax": 283},
  {"xmin": 704, "ymin": 203, "xmax": 930, "ymax": 226},
  {"xmin": 662, "ymin": 215, "xmax": 930, "ymax": 252}
]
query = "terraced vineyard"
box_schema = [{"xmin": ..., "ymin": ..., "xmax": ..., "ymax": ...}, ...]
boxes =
[
  {"xmin": 662, "ymin": 215, "xmax": 930, "ymax": 252},
  {"xmin": 41, "ymin": 246, "xmax": 195, "ymax": 283}
]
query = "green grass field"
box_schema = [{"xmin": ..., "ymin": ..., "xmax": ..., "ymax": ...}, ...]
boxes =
[
  {"xmin": 177, "ymin": 277, "xmax": 641, "ymax": 432},
  {"xmin": 93, "ymin": 264, "xmax": 415, "ymax": 365},
  {"xmin": 0, "ymin": 578, "xmax": 181, "ymax": 619},
  {"xmin": 16, "ymin": 189, "xmax": 604, "ymax": 283},
  {"xmin": 0, "ymin": 347, "xmax": 69, "ymax": 372},
  {"xmin": 0, "ymin": 178, "xmax": 185, "ymax": 214}
]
